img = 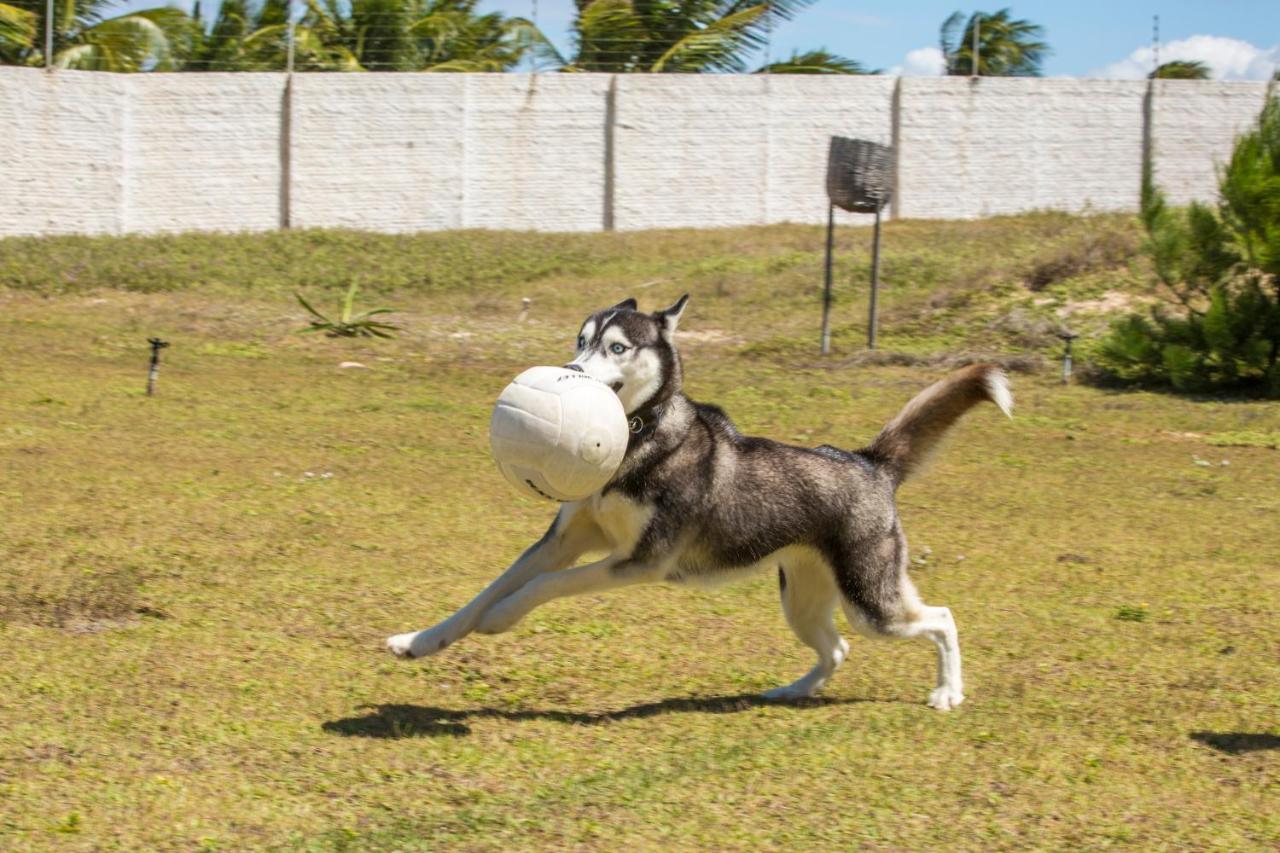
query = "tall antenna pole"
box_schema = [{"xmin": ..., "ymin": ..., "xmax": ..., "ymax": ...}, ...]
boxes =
[
  {"xmin": 44, "ymin": 0, "xmax": 53, "ymax": 69},
  {"xmin": 972, "ymin": 12, "xmax": 980, "ymax": 77},
  {"xmin": 764, "ymin": 0, "xmax": 772, "ymax": 73},
  {"xmin": 1152, "ymin": 15, "xmax": 1160, "ymax": 76},
  {"xmin": 286, "ymin": 0, "xmax": 296, "ymax": 73}
]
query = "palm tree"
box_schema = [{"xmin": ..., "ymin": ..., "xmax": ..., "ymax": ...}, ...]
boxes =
[
  {"xmin": 1, "ymin": 0, "xmax": 194, "ymax": 70},
  {"xmin": 756, "ymin": 49, "xmax": 875, "ymax": 75},
  {"xmin": 551, "ymin": 0, "xmax": 863, "ymax": 74},
  {"xmin": 185, "ymin": 0, "xmax": 536, "ymax": 71},
  {"xmin": 1150, "ymin": 60, "xmax": 1210, "ymax": 80},
  {"xmin": 403, "ymin": 0, "xmax": 543, "ymax": 71},
  {"xmin": 0, "ymin": 2, "xmax": 38, "ymax": 65},
  {"xmin": 940, "ymin": 8, "xmax": 1048, "ymax": 77}
]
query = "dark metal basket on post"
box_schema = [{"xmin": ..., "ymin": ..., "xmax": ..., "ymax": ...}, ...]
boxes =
[
  {"xmin": 821, "ymin": 137, "xmax": 894, "ymax": 354},
  {"xmin": 826, "ymin": 137, "xmax": 893, "ymax": 214}
]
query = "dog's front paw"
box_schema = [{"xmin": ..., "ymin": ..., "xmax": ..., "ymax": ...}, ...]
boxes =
[
  {"xmin": 386, "ymin": 630, "xmax": 457, "ymax": 659},
  {"xmin": 927, "ymin": 685, "xmax": 965, "ymax": 711},
  {"xmin": 386, "ymin": 632, "xmax": 421, "ymax": 658}
]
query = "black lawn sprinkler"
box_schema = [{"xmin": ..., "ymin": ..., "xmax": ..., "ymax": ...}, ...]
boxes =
[
  {"xmin": 146, "ymin": 337, "xmax": 170, "ymax": 396},
  {"xmin": 1058, "ymin": 330, "xmax": 1079, "ymax": 385}
]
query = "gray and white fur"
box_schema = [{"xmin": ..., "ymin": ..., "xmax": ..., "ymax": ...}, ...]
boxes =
[{"xmin": 388, "ymin": 296, "xmax": 1013, "ymax": 710}]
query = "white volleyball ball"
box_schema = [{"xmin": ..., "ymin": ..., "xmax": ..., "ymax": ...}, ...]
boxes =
[{"xmin": 489, "ymin": 366, "xmax": 629, "ymax": 502}]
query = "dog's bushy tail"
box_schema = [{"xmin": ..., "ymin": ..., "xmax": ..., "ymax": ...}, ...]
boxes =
[{"xmin": 862, "ymin": 364, "xmax": 1013, "ymax": 486}]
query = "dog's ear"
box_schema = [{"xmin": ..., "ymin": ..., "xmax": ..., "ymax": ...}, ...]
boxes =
[
  {"xmin": 653, "ymin": 294, "xmax": 689, "ymax": 336},
  {"xmin": 611, "ymin": 298, "xmax": 638, "ymax": 311}
]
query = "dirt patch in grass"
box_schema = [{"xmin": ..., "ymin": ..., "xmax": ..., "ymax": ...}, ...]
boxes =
[
  {"xmin": 1024, "ymin": 227, "xmax": 1140, "ymax": 292},
  {"xmin": 0, "ymin": 564, "xmax": 151, "ymax": 631},
  {"xmin": 1055, "ymin": 289, "xmax": 1147, "ymax": 318},
  {"xmin": 826, "ymin": 349, "xmax": 1043, "ymax": 373}
]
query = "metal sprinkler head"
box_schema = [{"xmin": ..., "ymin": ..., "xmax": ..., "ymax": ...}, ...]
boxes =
[
  {"xmin": 1057, "ymin": 330, "xmax": 1079, "ymax": 385},
  {"xmin": 147, "ymin": 337, "xmax": 170, "ymax": 396}
]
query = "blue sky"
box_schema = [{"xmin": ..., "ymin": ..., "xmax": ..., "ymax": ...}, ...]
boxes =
[
  {"xmin": 496, "ymin": 0, "xmax": 1280, "ymax": 78},
  {"xmin": 133, "ymin": 0, "xmax": 1280, "ymax": 78}
]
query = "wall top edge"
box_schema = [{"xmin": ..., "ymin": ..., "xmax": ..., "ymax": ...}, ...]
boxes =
[{"xmin": 2, "ymin": 65, "xmax": 1273, "ymax": 90}]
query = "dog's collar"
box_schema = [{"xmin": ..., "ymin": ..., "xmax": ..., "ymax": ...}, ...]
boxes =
[{"xmin": 625, "ymin": 406, "xmax": 661, "ymax": 445}]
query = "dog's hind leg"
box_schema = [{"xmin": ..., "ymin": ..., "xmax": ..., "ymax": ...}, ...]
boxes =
[
  {"xmin": 763, "ymin": 561, "xmax": 848, "ymax": 701},
  {"xmin": 387, "ymin": 505, "xmax": 606, "ymax": 659},
  {"xmin": 832, "ymin": 531, "xmax": 964, "ymax": 711}
]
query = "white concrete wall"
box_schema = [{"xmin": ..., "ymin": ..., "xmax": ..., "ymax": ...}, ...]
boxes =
[
  {"xmin": 895, "ymin": 77, "xmax": 1149, "ymax": 219},
  {"xmin": 463, "ymin": 74, "xmax": 609, "ymax": 232},
  {"xmin": 125, "ymin": 74, "xmax": 285, "ymax": 233},
  {"xmin": 612, "ymin": 75, "xmax": 769, "ymax": 230},
  {"xmin": 0, "ymin": 68, "xmax": 126, "ymax": 236},
  {"xmin": 289, "ymin": 74, "xmax": 466, "ymax": 232},
  {"xmin": 0, "ymin": 66, "xmax": 1271, "ymax": 238},
  {"xmin": 1150, "ymin": 80, "xmax": 1270, "ymax": 207}
]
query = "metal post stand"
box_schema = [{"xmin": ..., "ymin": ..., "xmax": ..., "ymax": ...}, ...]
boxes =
[
  {"xmin": 821, "ymin": 204, "xmax": 835, "ymax": 355},
  {"xmin": 868, "ymin": 203, "xmax": 883, "ymax": 350},
  {"xmin": 822, "ymin": 137, "xmax": 893, "ymax": 355}
]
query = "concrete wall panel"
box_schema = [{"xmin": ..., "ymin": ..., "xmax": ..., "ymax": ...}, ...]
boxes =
[
  {"xmin": 0, "ymin": 67, "xmax": 126, "ymax": 236},
  {"xmin": 463, "ymin": 74, "xmax": 608, "ymax": 232},
  {"xmin": 613, "ymin": 75, "xmax": 769, "ymax": 230},
  {"xmin": 289, "ymin": 73, "xmax": 465, "ymax": 232},
  {"xmin": 896, "ymin": 78, "xmax": 1148, "ymax": 219},
  {"xmin": 125, "ymin": 73, "xmax": 285, "ymax": 233}
]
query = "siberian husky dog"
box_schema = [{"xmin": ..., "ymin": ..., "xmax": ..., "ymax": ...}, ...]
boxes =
[{"xmin": 388, "ymin": 296, "xmax": 1012, "ymax": 710}]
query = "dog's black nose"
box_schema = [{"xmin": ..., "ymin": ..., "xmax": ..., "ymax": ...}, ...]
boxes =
[{"xmin": 563, "ymin": 364, "xmax": 584, "ymax": 373}]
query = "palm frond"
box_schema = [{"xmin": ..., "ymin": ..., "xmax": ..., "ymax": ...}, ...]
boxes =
[
  {"xmin": 939, "ymin": 10, "xmax": 965, "ymax": 71},
  {"xmin": 64, "ymin": 13, "xmax": 171, "ymax": 70},
  {"xmin": 756, "ymin": 48, "xmax": 873, "ymax": 75},
  {"xmin": 0, "ymin": 3, "xmax": 37, "ymax": 55},
  {"xmin": 503, "ymin": 16, "xmax": 563, "ymax": 69},
  {"xmin": 573, "ymin": 0, "xmax": 644, "ymax": 71},
  {"xmin": 1151, "ymin": 60, "xmax": 1211, "ymax": 80},
  {"xmin": 940, "ymin": 8, "xmax": 1048, "ymax": 77},
  {"xmin": 651, "ymin": 4, "xmax": 764, "ymax": 73}
]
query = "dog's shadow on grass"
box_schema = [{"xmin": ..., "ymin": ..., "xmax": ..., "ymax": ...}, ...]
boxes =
[
  {"xmin": 1190, "ymin": 731, "xmax": 1280, "ymax": 755},
  {"xmin": 323, "ymin": 694, "xmax": 866, "ymax": 739}
]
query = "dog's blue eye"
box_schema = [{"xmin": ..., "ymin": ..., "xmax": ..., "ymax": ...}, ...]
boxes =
[
  {"xmin": 610, "ymin": 343, "xmax": 627, "ymax": 354},
  {"xmin": 577, "ymin": 335, "xmax": 585, "ymax": 350}
]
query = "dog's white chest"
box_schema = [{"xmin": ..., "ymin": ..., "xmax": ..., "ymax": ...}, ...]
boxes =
[{"xmin": 588, "ymin": 492, "xmax": 653, "ymax": 553}]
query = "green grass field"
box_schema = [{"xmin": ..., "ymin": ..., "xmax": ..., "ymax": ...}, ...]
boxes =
[{"xmin": 1, "ymin": 215, "xmax": 1277, "ymax": 849}]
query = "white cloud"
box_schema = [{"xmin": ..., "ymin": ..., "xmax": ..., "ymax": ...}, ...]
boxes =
[
  {"xmin": 888, "ymin": 46, "xmax": 946, "ymax": 77},
  {"xmin": 1092, "ymin": 35, "xmax": 1279, "ymax": 81}
]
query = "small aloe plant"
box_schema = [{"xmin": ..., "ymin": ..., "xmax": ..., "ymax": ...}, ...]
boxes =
[{"xmin": 296, "ymin": 279, "xmax": 400, "ymax": 338}]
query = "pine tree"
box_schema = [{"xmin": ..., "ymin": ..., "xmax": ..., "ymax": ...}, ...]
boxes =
[{"xmin": 1097, "ymin": 89, "xmax": 1280, "ymax": 395}]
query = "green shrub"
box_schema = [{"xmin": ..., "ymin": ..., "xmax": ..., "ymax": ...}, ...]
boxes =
[{"xmin": 1095, "ymin": 88, "xmax": 1280, "ymax": 396}]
